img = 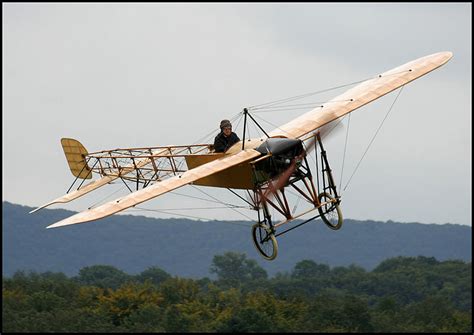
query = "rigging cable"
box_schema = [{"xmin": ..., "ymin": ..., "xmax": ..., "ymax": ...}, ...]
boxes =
[
  {"xmin": 168, "ymin": 190, "xmax": 237, "ymax": 207},
  {"xmin": 250, "ymin": 99, "xmax": 353, "ymax": 114},
  {"xmin": 342, "ymin": 86, "xmax": 405, "ymax": 192},
  {"xmin": 251, "ymin": 113, "xmax": 293, "ymax": 138},
  {"xmin": 87, "ymin": 184, "xmax": 126, "ymax": 210},
  {"xmin": 247, "ymin": 77, "xmax": 374, "ymax": 110},
  {"xmin": 339, "ymin": 113, "xmax": 351, "ymax": 193},
  {"xmin": 131, "ymin": 207, "xmax": 252, "ymax": 227},
  {"xmin": 191, "ymin": 185, "xmax": 255, "ymax": 222}
]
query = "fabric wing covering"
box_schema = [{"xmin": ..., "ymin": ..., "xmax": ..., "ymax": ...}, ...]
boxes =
[
  {"xmin": 47, "ymin": 149, "xmax": 261, "ymax": 229},
  {"xmin": 30, "ymin": 155, "xmax": 158, "ymax": 213},
  {"xmin": 269, "ymin": 51, "xmax": 452, "ymax": 139}
]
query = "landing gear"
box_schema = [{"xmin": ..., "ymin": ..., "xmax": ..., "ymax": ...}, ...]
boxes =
[
  {"xmin": 239, "ymin": 110, "xmax": 343, "ymax": 261},
  {"xmin": 251, "ymin": 222, "xmax": 278, "ymax": 261},
  {"xmin": 318, "ymin": 192, "xmax": 343, "ymax": 230},
  {"xmin": 316, "ymin": 132, "xmax": 343, "ymax": 231},
  {"xmin": 251, "ymin": 201, "xmax": 278, "ymax": 260}
]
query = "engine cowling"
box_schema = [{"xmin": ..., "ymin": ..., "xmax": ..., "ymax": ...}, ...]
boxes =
[{"xmin": 254, "ymin": 138, "xmax": 305, "ymax": 184}]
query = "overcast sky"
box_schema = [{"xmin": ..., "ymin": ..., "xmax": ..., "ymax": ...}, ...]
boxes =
[{"xmin": 3, "ymin": 3, "xmax": 471, "ymax": 227}]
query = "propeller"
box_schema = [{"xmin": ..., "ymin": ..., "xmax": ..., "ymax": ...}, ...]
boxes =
[
  {"xmin": 304, "ymin": 119, "xmax": 346, "ymax": 155},
  {"xmin": 260, "ymin": 119, "xmax": 346, "ymax": 209},
  {"xmin": 260, "ymin": 154, "xmax": 302, "ymax": 208},
  {"xmin": 264, "ymin": 158, "xmax": 297, "ymax": 196}
]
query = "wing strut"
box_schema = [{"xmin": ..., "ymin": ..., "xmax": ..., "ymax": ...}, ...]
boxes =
[{"xmin": 241, "ymin": 108, "xmax": 270, "ymax": 150}]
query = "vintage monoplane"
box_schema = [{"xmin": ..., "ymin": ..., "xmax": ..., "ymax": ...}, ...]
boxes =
[{"xmin": 31, "ymin": 52, "xmax": 452, "ymax": 260}]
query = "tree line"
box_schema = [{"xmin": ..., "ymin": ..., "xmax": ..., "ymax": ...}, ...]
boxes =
[{"xmin": 2, "ymin": 253, "xmax": 472, "ymax": 332}]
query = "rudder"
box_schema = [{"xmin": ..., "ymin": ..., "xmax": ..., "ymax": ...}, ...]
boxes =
[{"xmin": 61, "ymin": 138, "xmax": 92, "ymax": 179}]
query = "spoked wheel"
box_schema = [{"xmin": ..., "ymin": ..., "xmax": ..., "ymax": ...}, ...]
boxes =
[
  {"xmin": 252, "ymin": 223, "xmax": 278, "ymax": 260},
  {"xmin": 318, "ymin": 192, "xmax": 343, "ymax": 230}
]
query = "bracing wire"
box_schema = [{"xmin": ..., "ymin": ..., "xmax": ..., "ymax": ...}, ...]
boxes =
[
  {"xmin": 191, "ymin": 185, "xmax": 255, "ymax": 221},
  {"xmin": 233, "ymin": 112, "xmax": 244, "ymax": 136},
  {"xmin": 339, "ymin": 113, "xmax": 351, "ymax": 193},
  {"xmin": 90, "ymin": 74, "xmax": 399, "ymax": 218},
  {"xmin": 251, "ymin": 105, "xmax": 324, "ymax": 113},
  {"xmin": 87, "ymin": 184, "xmax": 125, "ymax": 210},
  {"xmin": 130, "ymin": 207, "xmax": 252, "ymax": 227},
  {"xmin": 168, "ymin": 190, "xmax": 237, "ymax": 207},
  {"xmin": 342, "ymin": 86, "xmax": 405, "ymax": 191},
  {"xmin": 251, "ymin": 117, "xmax": 262, "ymax": 138},
  {"xmin": 251, "ymin": 101, "xmax": 325, "ymax": 110},
  {"xmin": 131, "ymin": 207, "xmax": 216, "ymax": 221},
  {"xmin": 137, "ymin": 206, "xmax": 247, "ymax": 211},
  {"xmin": 247, "ymin": 77, "xmax": 373, "ymax": 110},
  {"xmin": 250, "ymin": 99, "xmax": 353, "ymax": 113},
  {"xmin": 129, "ymin": 189, "xmax": 253, "ymax": 227},
  {"xmin": 251, "ymin": 113, "xmax": 293, "ymax": 137}
]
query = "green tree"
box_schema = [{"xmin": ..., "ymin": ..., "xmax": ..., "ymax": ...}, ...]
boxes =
[
  {"xmin": 28, "ymin": 291, "xmax": 67, "ymax": 313},
  {"xmin": 5, "ymin": 271, "xmax": 79, "ymax": 299},
  {"xmin": 371, "ymin": 296, "xmax": 403, "ymax": 332},
  {"xmin": 171, "ymin": 299, "xmax": 216, "ymax": 332},
  {"xmin": 136, "ymin": 266, "xmax": 171, "ymax": 286},
  {"xmin": 2, "ymin": 287, "xmax": 31, "ymax": 332},
  {"xmin": 158, "ymin": 277, "xmax": 200, "ymax": 305},
  {"xmin": 98, "ymin": 282, "xmax": 162, "ymax": 326},
  {"xmin": 374, "ymin": 256, "xmax": 439, "ymax": 273},
  {"xmin": 341, "ymin": 294, "xmax": 373, "ymax": 332},
  {"xmin": 210, "ymin": 252, "xmax": 267, "ymax": 288},
  {"xmin": 402, "ymin": 296, "xmax": 464, "ymax": 332},
  {"xmin": 292, "ymin": 260, "xmax": 330, "ymax": 278},
  {"xmin": 122, "ymin": 303, "xmax": 165, "ymax": 332},
  {"xmin": 75, "ymin": 265, "xmax": 132, "ymax": 289},
  {"xmin": 2, "ymin": 255, "xmax": 472, "ymax": 333},
  {"xmin": 301, "ymin": 292, "xmax": 346, "ymax": 332},
  {"xmin": 217, "ymin": 305, "xmax": 274, "ymax": 332}
]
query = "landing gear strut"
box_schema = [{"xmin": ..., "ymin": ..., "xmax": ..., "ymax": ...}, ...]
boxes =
[{"xmin": 249, "ymin": 133, "xmax": 343, "ymax": 260}]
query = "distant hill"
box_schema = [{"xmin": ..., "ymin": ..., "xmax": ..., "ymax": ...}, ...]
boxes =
[{"xmin": 2, "ymin": 201, "xmax": 471, "ymax": 278}]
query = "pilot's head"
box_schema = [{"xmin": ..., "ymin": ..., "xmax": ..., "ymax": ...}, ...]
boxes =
[{"xmin": 220, "ymin": 119, "xmax": 232, "ymax": 137}]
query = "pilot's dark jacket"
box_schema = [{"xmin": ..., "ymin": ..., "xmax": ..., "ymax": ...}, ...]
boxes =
[{"xmin": 213, "ymin": 132, "xmax": 240, "ymax": 153}]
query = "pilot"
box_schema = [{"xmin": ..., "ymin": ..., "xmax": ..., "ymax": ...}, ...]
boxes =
[{"xmin": 213, "ymin": 119, "xmax": 240, "ymax": 153}]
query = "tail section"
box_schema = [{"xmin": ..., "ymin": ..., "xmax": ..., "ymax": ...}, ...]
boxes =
[{"xmin": 61, "ymin": 138, "xmax": 92, "ymax": 179}]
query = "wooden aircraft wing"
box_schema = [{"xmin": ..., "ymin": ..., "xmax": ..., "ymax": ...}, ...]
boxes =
[
  {"xmin": 46, "ymin": 149, "xmax": 261, "ymax": 229},
  {"xmin": 29, "ymin": 154, "xmax": 160, "ymax": 214},
  {"xmin": 269, "ymin": 51, "xmax": 453, "ymax": 139},
  {"xmin": 30, "ymin": 175, "xmax": 118, "ymax": 213}
]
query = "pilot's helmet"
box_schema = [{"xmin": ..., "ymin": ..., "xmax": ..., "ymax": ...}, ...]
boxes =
[{"xmin": 220, "ymin": 119, "xmax": 232, "ymax": 130}]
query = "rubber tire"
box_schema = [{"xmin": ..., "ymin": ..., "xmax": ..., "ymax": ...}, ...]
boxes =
[
  {"xmin": 252, "ymin": 223, "xmax": 278, "ymax": 260},
  {"xmin": 318, "ymin": 192, "xmax": 343, "ymax": 230}
]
